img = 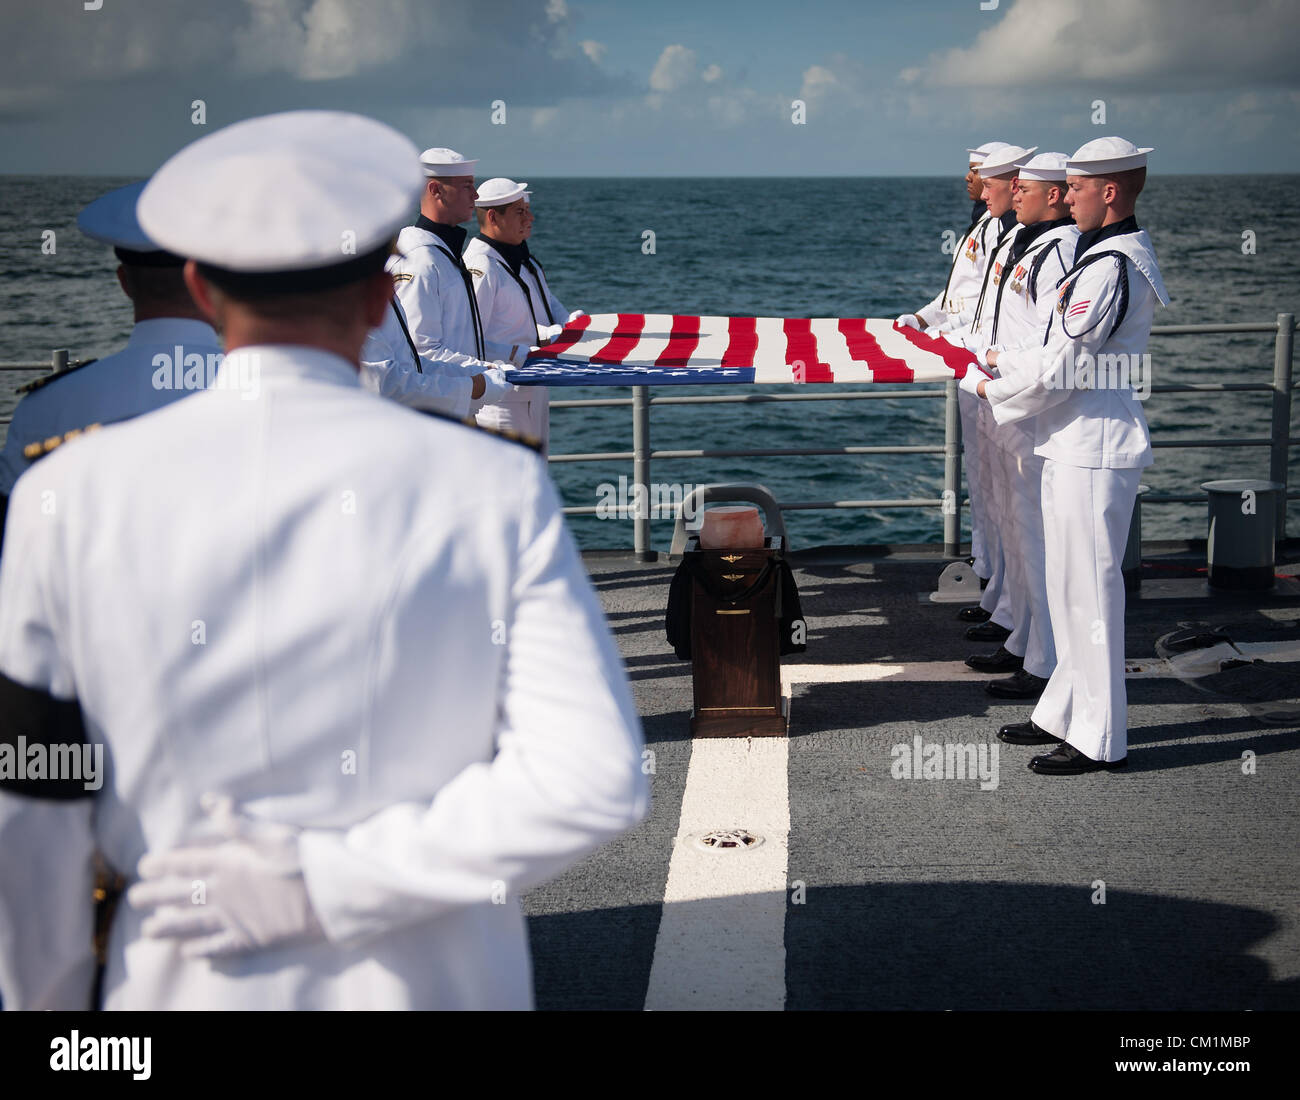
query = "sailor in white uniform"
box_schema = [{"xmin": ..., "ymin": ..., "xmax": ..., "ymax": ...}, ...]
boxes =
[
  {"xmin": 358, "ymin": 291, "xmax": 491, "ymax": 418},
  {"xmin": 0, "ymin": 181, "xmax": 220, "ymax": 547},
  {"xmin": 465, "ymin": 178, "xmax": 585, "ymax": 456},
  {"xmin": 897, "ymin": 142, "xmax": 1010, "ymax": 612},
  {"xmin": 0, "ymin": 110, "xmax": 648, "ymax": 1010},
  {"xmin": 967, "ymin": 137, "xmax": 1167, "ymax": 773},
  {"xmin": 386, "ymin": 148, "xmax": 533, "ymax": 426},
  {"xmin": 961, "ymin": 153, "xmax": 1079, "ymax": 700},
  {"xmin": 945, "ymin": 144, "xmax": 1033, "ymax": 674}
]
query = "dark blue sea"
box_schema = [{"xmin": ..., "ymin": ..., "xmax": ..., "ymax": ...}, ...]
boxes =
[{"xmin": 3, "ymin": 175, "xmax": 1299, "ymax": 550}]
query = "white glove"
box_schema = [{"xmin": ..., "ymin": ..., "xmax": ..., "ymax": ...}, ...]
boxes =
[
  {"xmin": 958, "ymin": 362, "xmax": 991, "ymax": 398},
  {"xmin": 537, "ymin": 323, "xmax": 564, "ymax": 344},
  {"xmin": 479, "ymin": 365, "xmax": 511, "ymax": 404},
  {"xmin": 567, "ymin": 309, "xmax": 586, "ymax": 322},
  {"xmin": 894, "ymin": 313, "xmax": 921, "ymax": 331},
  {"xmin": 126, "ymin": 793, "xmax": 325, "ymax": 958}
]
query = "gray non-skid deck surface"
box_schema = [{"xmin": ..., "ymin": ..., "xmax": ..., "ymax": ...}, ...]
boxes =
[{"xmin": 523, "ymin": 552, "xmax": 1300, "ymax": 1010}]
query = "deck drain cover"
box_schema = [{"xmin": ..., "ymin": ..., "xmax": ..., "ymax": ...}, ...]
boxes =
[{"xmin": 694, "ymin": 829, "xmax": 764, "ymax": 852}]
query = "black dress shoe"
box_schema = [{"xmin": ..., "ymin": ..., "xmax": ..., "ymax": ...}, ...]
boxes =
[
  {"xmin": 957, "ymin": 605, "xmax": 992, "ymax": 623},
  {"xmin": 965, "ymin": 645, "xmax": 1023, "ymax": 673},
  {"xmin": 997, "ymin": 719, "xmax": 1061, "ymax": 745},
  {"xmin": 965, "ymin": 620, "xmax": 1011, "ymax": 642},
  {"xmin": 986, "ymin": 669, "xmax": 1048, "ymax": 698},
  {"xmin": 1029, "ymin": 742, "xmax": 1128, "ymax": 774}
]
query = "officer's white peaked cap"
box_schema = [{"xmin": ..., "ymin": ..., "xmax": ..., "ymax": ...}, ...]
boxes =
[
  {"xmin": 978, "ymin": 145, "xmax": 1038, "ymax": 179},
  {"xmin": 419, "ymin": 147, "xmax": 479, "ymax": 177},
  {"xmin": 138, "ymin": 111, "xmax": 422, "ymax": 289},
  {"xmin": 475, "ymin": 178, "xmax": 531, "ymax": 207},
  {"xmin": 78, "ymin": 180, "xmax": 162, "ymax": 251},
  {"xmin": 966, "ymin": 141, "xmax": 1008, "ymax": 166},
  {"xmin": 1015, "ymin": 151, "xmax": 1070, "ymax": 182},
  {"xmin": 1067, "ymin": 136, "xmax": 1153, "ymax": 176}
]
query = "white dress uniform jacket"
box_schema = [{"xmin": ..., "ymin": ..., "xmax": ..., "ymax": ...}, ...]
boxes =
[
  {"xmin": 464, "ymin": 236, "xmax": 573, "ymax": 451},
  {"xmin": 390, "ymin": 224, "xmax": 526, "ymax": 370},
  {"xmin": 0, "ymin": 345, "xmax": 648, "ymax": 1010},
  {"xmin": 359, "ymin": 296, "xmax": 475, "ymax": 419},
  {"xmin": 917, "ymin": 212, "xmax": 996, "ymax": 329},
  {"xmin": 986, "ymin": 225, "xmax": 1167, "ymax": 468},
  {"xmin": 0, "ymin": 317, "xmax": 220, "ymax": 496}
]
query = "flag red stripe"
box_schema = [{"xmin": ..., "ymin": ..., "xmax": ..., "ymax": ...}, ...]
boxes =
[
  {"xmin": 655, "ymin": 314, "xmax": 702, "ymax": 367},
  {"xmin": 589, "ymin": 313, "xmax": 645, "ymax": 365},
  {"xmin": 721, "ymin": 316, "xmax": 758, "ymax": 368},
  {"xmin": 528, "ymin": 312, "xmax": 592, "ymax": 359},
  {"xmin": 838, "ymin": 318, "xmax": 913, "ymax": 382},
  {"xmin": 892, "ymin": 323, "xmax": 979, "ymax": 377},
  {"xmin": 783, "ymin": 318, "xmax": 834, "ymax": 382}
]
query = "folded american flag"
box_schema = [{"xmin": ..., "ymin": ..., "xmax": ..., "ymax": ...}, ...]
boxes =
[{"xmin": 504, "ymin": 313, "xmax": 979, "ymax": 386}]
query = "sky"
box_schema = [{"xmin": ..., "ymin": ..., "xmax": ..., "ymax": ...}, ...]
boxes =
[{"xmin": 1, "ymin": 0, "xmax": 1297, "ymax": 176}]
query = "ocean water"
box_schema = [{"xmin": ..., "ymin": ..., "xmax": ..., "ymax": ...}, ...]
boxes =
[{"xmin": 2, "ymin": 174, "xmax": 1299, "ymax": 550}]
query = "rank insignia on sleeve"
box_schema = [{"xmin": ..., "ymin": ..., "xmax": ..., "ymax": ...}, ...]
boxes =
[{"xmin": 391, "ymin": 272, "xmax": 413, "ymax": 284}]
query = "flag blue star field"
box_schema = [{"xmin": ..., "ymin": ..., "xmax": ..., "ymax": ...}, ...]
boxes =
[{"xmin": 505, "ymin": 313, "xmax": 980, "ymax": 386}]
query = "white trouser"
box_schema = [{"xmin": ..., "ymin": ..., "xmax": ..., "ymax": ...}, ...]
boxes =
[
  {"xmin": 1031, "ymin": 460, "xmax": 1140, "ymax": 762},
  {"xmin": 957, "ymin": 387, "xmax": 988, "ymax": 577},
  {"xmin": 976, "ymin": 401, "xmax": 1010, "ymax": 627},
  {"xmin": 475, "ymin": 386, "xmax": 550, "ymax": 457},
  {"xmin": 1009, "ymin": 449, "xmax": 1055, "ymax": 679}
]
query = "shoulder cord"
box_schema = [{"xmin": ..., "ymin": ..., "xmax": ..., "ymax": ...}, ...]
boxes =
[
  {"xmin": 492, "ymin": 253, "xmax": 544, "ymax": 336},
  {"xmin": 970, "ymin": 230, "xmax": 1015, "ymax": 334},
  {"xmin": 990, "ymin": 237, "xmax": 1061, "ymax": 346},
  {"xmin": 521, "ymin": 258, "xmax": 557, "ymax": 326},
  {"xmin": 389, "ymin": 298, "xmax": 422, "ymax": 374},
  {"xmin": 430, "ymin": 243, "xmax": 486, "ymax": 359},
  {"xmin": 1051, "ymin": 252, "xmax": 1129, "ymax": 344}
]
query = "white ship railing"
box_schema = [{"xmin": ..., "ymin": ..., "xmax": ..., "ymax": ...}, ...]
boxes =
[{"xmin": 3, "ymin": 314, "xmax": 1295, "ymax": 559}]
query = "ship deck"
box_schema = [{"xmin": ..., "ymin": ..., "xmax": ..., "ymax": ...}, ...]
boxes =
[{"xmin": 522, "ymin": 545, "xmax": 1300, "ymax": 1011}]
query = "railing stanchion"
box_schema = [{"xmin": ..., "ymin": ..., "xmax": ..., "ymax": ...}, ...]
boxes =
[
  {"xmin": 943, "ymin": 378, "xmax": 961, "ymax": 558},
  {"xmin": 632, "ymin": 385, "xmax": 653, "ymax": 561},
  {"xmin": 1270, "ymin": 314, "xmax": 1294, "ymax": 541},
  {"xmin": 52, "ymin": 349, "xmax": 68, "ymax": 374}
]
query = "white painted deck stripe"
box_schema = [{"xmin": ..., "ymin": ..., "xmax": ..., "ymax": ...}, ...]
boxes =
[
  {"xmin": 780, "ymin": 649, "xmax": 1298, "ymax": 684},
  {"xmin": 644, "ymin": 737, "xmax": 789, "ymax": 1011}
]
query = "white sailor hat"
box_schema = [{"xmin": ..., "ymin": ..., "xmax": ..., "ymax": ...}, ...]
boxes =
[
  {"xmin": 1067, "ymin": 136, "xmax": 1153, "ymax": 176},
  {"xmin": 76, "ymin": 180, "xmax": 183, "ymax": 267},
  {"xmin": 475, "ymin": 178, "xmax": 531, "ymax": 207},
  {"xmin": 1015, "ymin": 151, "xmax": 1070, "ymax": 182},
  {"xmin": 978, "ymin": 145, "xmax": 1037, "ymax": 179},
  {"xmin": 966, "ymin": 141, "xmax": 1008, "ymax": 166},
  {"xmin": 419, "ymin": 147, "xmax": 479, "ymax": 178},
  {"xmin": 138, "ymin": 110, "xmax": 423, "ymax": 294}
]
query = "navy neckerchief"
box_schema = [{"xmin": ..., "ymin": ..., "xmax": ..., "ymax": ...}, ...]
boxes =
[
  {"xmin": 415, "ymin": 215, "xmax": 467, "ymax": 255},
  {"xmin": 481, "ymin": 237, "xmax": 557, "ymax": 327},
  {"xmin": 1008, "ymin": 215, "xmax": 1074, "ymax": 267},
  {"xmin": 1073, "ymin": 214, "xmax": 1138, "ymax": 266},
  {"xmin": 482, "ymin": 235, "xmax": 530, "ymax": 277},
  {"xmin": 969, "ymin": 198, "xmax": 987, "ymax": 231}
]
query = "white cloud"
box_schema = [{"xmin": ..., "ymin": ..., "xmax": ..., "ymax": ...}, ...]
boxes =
[
  {"xmin": 905, "ymin": 0, "xmax": 1300, "ymax": 91},
  {"xmin": 649, "ymin": 44, "xmax": 698, "ymax": 93},
  {"xmin": 799, "ymin": 64, "xmax": 839, "ymax": 102},
  {"xmin": 580, "ymin": 39, "xmax": 607, "ymax": 65},
  {"xmin": 545, "ymin": 0, "xmax": 568, "ymax": 23},
  {"xmin": 701, "ymin": 63, "xmax": 723, "ymax": 83}
]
